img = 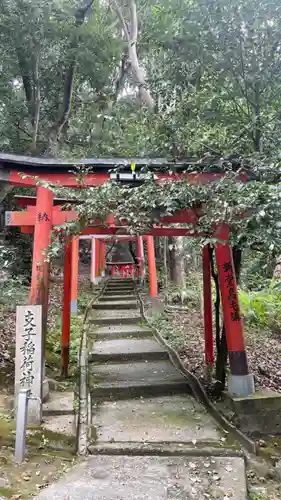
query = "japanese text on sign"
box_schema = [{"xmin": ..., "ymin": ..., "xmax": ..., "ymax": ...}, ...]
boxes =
[
  {"xmin": 20, "ymin": 309, "xmax": 36, "ymax": 387},
  {"xmin": 222, "ymin": 261, "xmax": 240, "ymax": 322}
]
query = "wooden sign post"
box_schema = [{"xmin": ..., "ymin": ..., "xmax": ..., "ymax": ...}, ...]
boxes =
[{"xmin": 15, "ymin": 305, "xmax": 43, "ymax": 424}]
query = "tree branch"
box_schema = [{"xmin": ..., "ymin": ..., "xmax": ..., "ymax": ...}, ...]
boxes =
[
  {"xmin": 15, "ymin": 47, "xmax": 34, "ymax": 122},
  {"xmin": 112, "ymin": 0, "xmax": 155, "ymax": 110},
  {"xmin": 49, "ymin": 0, "xmax": 95, "ymax": 149},
  {"xmin": 31, "ymin": 43, "xmax": 40, "ymax": 151}
]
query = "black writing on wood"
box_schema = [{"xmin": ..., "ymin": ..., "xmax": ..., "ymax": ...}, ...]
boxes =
[
  {"xmin": 37, "ymin": 212, "xmax": 50, "ymax": 222},
  {"xmin": 222, "ymin": 261, "xmax": 240, "ymax": 322}
]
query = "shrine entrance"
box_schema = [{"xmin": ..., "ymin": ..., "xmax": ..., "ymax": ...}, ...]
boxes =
[{"xmin": 0, "ymin": 152, "xmax": 255, "ymax": 407}]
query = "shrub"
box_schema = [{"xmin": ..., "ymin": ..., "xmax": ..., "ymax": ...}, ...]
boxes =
[{"xmin": 239, "ymin": 285, "xmax": 281, "ymax": 333}]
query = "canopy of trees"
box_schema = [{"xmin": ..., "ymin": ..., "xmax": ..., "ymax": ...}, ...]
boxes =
[{"xmin": 1, "ymin": 0, "xmax": 281, "ymax": 159}]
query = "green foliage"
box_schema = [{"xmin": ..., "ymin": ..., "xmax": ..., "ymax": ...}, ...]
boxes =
[
  {"xmin": 239, "ymin": 286, "xmax": 281, "ymax": 332},
  {"xmin": 0, "ymin": 243, "xmax": 29, "ymax": 307},
  {"xmin": 248, "ymin": 493, "xmax": 267, "ymax": 500},
  {"xmin": 46, "ymin": 314, "xmax": 83, "ymax": 370},
  {"xmin": 147, "ymin": 313, "xmax": 186, "ymax": 350},
  {"xmin": 1, "ymin": 0, "xmax": 281, "ymax": 157}
]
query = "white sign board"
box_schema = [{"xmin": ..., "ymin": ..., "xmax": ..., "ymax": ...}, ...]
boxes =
[{"xmin": 15, "ymin": 305, "xmax": 43, "ymax": 424}]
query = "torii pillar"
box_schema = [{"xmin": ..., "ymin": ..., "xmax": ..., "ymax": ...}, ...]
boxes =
[
  {"xmin": 91, "ymin": 237, "xmax": 101, "ymax": 284},
  {"xmin": 136, "ymin": 236, "xmax": 145, "ymax": 279},
  {"xmin": 202, "ymin": 245, "xmax": 214, "ymax": 371},
  {"xmin": 61, "ymin": 239, "xmax": 72, "ymax": 376},
  {"xmin": 29, "ymin": 186, "xmax": 54, "ymax": 402},
  {"xmin": 147, "ymin": 236, "xmax": 157, "ymax": 296},
  {"xmin": 70, "ymin": 236, "xmax": 79, "ymax": 314},
  {"xmin": 215, "ymin": 224, "xmax": 255, "ymax": 396},
  {"xmin": 99, "ymin": 240, "xmax": 106, "ymax": 277}
]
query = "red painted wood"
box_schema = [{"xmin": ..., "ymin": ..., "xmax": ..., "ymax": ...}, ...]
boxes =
[
  {"xmin": 214, "ymin": 224, "xmax": 246, "ymax": 353},
  {"xmin": 21, "ymin": 226, "xmax": 33, "ymax": 233},
  {"xmin": 29, "ymin": 187, "xmax": 53, "ymax": 306},
  {"xmin": 147, "ymin": 235, "xmax": 157, "ymax": 297},
  {"xmin": 160, "ymin": 208, "xmax": 199, "ymax": 224},
  {"xmin": 99, "ymin": 240, "xmax": 105, "ymax": 275},
  {"xmin": 136, "ymin": 236, "xmax": 144, "ymax": 278},
  {"xmin": 202, "ymin": 245, "xmax": 214, "ymax": 365},
  {"xmin": 95, "ymin": 238, "xmax": 101, "ymax": 277},
  {"xmin": 61, "ymin": 240, "xmax": 72, "ymax": 377},
  {"xmin": 6, "ymin": 210, "xmax": 78, "ymax": 226},
  {"xmin": 9, "ymin": 168, "xmax": 249, "ymax": 189},
  {"xmin": 9, "ymin": 170, "xmax": 110, "ymax": 187},
  {"xmin": 71, "ymin": 236, "xmax": 79, "ymax": 309},
  {"xmin": 14, "ymin": 195, "xmax": 79, "ymax": 206},
  {"xmin": 80, "ymin": 226, "xmax": 202, "ymax": 237}
]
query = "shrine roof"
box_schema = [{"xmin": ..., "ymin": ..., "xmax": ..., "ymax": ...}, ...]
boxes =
[{"xmin": 0, "ymin": 152, "xmax": 240, "ymax": 174}]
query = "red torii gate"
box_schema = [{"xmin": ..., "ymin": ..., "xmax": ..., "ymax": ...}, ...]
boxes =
[{"xmin": 1, "ymin": 153, "xmax": 254, "ymax": 397}]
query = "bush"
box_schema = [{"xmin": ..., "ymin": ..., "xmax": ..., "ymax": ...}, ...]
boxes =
[{"xmin": 239, "ymin": 285, "xmax": 281, "ymax": 333}]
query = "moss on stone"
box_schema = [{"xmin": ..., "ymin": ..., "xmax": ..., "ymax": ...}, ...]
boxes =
[
  {"xmin": 0, "ymin": 487, "xmax": 17, "ymax": 498},
  {"xmin": 257, "ymin": 435, "xmax": 281, "ymax": 462}
]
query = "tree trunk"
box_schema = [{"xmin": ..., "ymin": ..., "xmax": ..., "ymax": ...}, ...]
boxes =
[
  {"xmin": 273, "ymin": 256, "xmax": 281, "ymax": 278},
  {"xmin": 168, "ymin": 236, "xmax": 185, "ymax": 287}
]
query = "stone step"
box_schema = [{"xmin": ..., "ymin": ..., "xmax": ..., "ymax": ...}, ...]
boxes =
[
  {"xmin": 103, "ymin": 291, "xmax": 135, "ymax": 297},
  {"xmin": 35, "ymin": 455, "xmax": 247, "ymax": 500},
  {"xmin": 90, "ymin": 338, "xmax": 168, "ymax": 363},
  {"xmin": 104, "ymin": 287, "xmax": 135, "ymax": 293},
  {"xmin": 92, "ymin": 301, "xmax": 138, "ymax": 310},
  {"xmin": 108, "ymin": 278, "xmax": 134, "ymax": 282},
  {"xmin": 106, "ymin": 284, "xmax": 134, "ymax": 288},
  {"xmin": 88, "ymin": 442, "xmax": 244, "ymax": 457},
  {"xmin": 92, "ymin": 325, "xmax": 153, "ymax": 340},
  {"xmin": 91, "ymin": 395, "xmax": 222, "ymax": 444},
  {"xmin": 105, "ymin": 282, "xmax": 135, "ymax": 287},
  {"xmin": 91, "ymin": 316, "xmax": 142, "ymax": 326},
  {"xmin": 90, "ymin": 360, "xmax": 189, "ymax": 400},
  {"xmin": 99, "ymin": 295, "xmax": 135, "ymax": 302},
  {"xmin": 104, "ymin": 281, "xmax": 135, "ymax": 285},
  {"xmin": 91, "ymin": 379, "xmax": 189, "ymax": 400}
]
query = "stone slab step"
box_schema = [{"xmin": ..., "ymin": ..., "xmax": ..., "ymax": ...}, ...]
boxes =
[
  {"xmin": 104, "ymin": 288, "xmax": 135, "ymax": 294},
  {"xmin": 105, "ymin": 282, "xmax": 135, "ymax": 288},
  {"xmin": 90, "ymin": 338, "xmax": 168, "ymax": 363},
  {"xmin": 91, "ymin": 395, "xmax": 221, "ymax": 443},
  {"xmin": 91, "ymin": 379, "xmax": 189, "ymax": 400},
  {"xmin": 36, "ymin": 455, "xmax": 247, "ymax": 500},
  {"xmin": 108, "ymin": 279, "xmax": 134, "ymax": 283},
  {"xmin": 106, "ymin": 281, "xmax": 134, "ymax": 286},
  {"xmin": 88, "ymin": 442, "xmax": 243, "ymax": 457},
  {"xmin": 92, "ymin": 301, "xmax": 138, "ymax": 310},
  {"xmin": 98, "ymin": 294, "xmax": 135, "ymax": 302},
  {"xmin": 43, "ymin": 392, "xmax": 74, "ymax": 416},
  {"xmin": 92, "ymin": 325, "xmax": 153, "ymax": 340},
  {"xmin": 102, "ymin": 291, "xmax": 136, "ymax": 297},
  {"xmin": 91, "ymin": 316, "xmax": 142, "ymax": 326},
  {"xmin": 90, "ymin": 360, "xmax": 189, "ymax": 399}
]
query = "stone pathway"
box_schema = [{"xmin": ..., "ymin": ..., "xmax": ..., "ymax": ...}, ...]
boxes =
[{"xmin": 37, "ymin": 278, "xmax": 247, "ymax": 499}]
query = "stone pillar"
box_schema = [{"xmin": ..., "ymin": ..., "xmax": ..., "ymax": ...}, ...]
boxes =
[{"xmin": 15, "ymin": 305, "xmax": 43, "ymax": 424}]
